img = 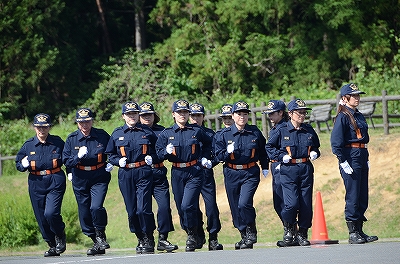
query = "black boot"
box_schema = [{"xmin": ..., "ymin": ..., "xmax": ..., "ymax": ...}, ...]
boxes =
[
  {"xmin": 245, "ymin": 223, "xmax": 257, "ymax": 244},
  {"xmin": 197, "ymin": 227, "xmax": 206, "ymax": 249},
  {"xmin": 235, "ymin": 230, "xmax": 250, "ymax": 250},
  {"xmin": 44, "ymin": 241, "xmax": 60, "ymax": 257},
  {"xmin": 141, "ymin": 233, "xmax": 155, "ymax": 254},
  {"xmin": 208, "ymin": 233, "xmax": 223, "ymax": 250},
  {"xmin": 346, "ymin": 221, "xmax": 366, "ymax": 244},
  {"xmin": 55, "ymin": 232, "xmax": 66, "ymax": 254},
  {"xmin": 87, "ymin": 236, "xmax": 106, "ymax": 256},
  {"xmin": 135, "ymin": 232, "xmax": 144, "ymax": 254},
  {"xmin": 95, "ymin": 229, "xmax": 110, "ymax": 250},
  {"xmin": 185, "ymin": 228, "xmax": 199, "ymax": 252},
  {"xmin": 157, "ymin": 233, "xmax": 178, "ymax": 252},
  {"xmin": 356, "ymin": 221, "xmax": 378, "ymax": 243},
  {"xmin": 297, "ymin": 227, "xmax": 310, "ymax": 246},
  {"xmin": 283, "ymin": 222, "xmax": 296, "ymax": 245}
]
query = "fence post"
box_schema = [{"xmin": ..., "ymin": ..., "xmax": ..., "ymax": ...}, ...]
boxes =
[
  {"xmin": 215, "ymin": 109, "xmax": 221, "ymax": 131},
  {"xmin": 382, "ymin": 90, "xmax": 389, "ymax": 135},
  {"xmin": 206, "ymin": 110, "xmax": 212, "ymax": 129},
  {"xmin": 0, "ymin": 153, "xmax": 2, "ymax": 177},
  {"xmin": 260, "ymin": 102, "xmax": 268, "ymax": 138},
  {"xmin": 251, "ymin": 103, "xmax": 256, "ymax": 125}
]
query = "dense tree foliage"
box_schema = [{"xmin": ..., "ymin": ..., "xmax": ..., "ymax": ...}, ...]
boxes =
[{"xmin": 1, "ymin": 0, "xmax": 399, "ymax": 123}]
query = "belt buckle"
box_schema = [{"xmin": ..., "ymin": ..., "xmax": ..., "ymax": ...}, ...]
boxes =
[
  {"xmin": 236, "ymin": 165, "xmax": 243, "ymax": 169},
  {"xmin": 84, "ymin": 166, "xmax": 91, "ymax": 171},
  {"xmin": 364, "ymin": 143, "xmax": 368, "ymax": 148},
  {"xmin": 179, "ymin": 163, "xmax": 187, "ymax": 168},
  {"xmin": 295, "ymin": 158, "xmax": 302, "ymax": 163},
  {"xmin": 127, "ymin": 163, "xmax": 135, "ymax": 168},
  {"xmin": 39, "ymin": 170, "xmax": 47, "ymax": 175}
]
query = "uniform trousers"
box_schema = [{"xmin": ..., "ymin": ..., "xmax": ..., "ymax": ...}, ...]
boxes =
[
  {"xmin": 271, "ymin": 162, "xmax": 284, "ymax": 222},
  {"xmin": 171, "ymin": 164, "xmax": 204, "ymax": 231},
  {"xmin": 280, "ymin": 162, "xmax": 314, "ymax": 229},
  {"xmin": 223, "ymin": 165, "xmax": 260, "ymax": 232},
  {"xmin": 118, "ymin": 166, "xmax": 155, "ymax": 234},
  {"xmin": 340, "ymin": 147, "xmax": 369, "ymax": 221},
  {"xmin": 72, "ymin": 169, "xmax": 111, "ymax": 236},
  {"xmin": 28, "ymin": 172, "xmax": 66, "ymax": 244},
  {"xmin": 152, "ymin": 166, "xmax": 174, "ymax": 234},
  {"xmin": 197, "ymin": 168, "xmax": 221, "ymax": 235}
]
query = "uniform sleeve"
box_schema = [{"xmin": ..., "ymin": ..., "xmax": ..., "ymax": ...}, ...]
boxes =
[
  {"xmin": 15, "ymin": 141, "xmax": 29, "ymax": 172},
  {"xmin": 200, "ymin": 129, "xmax": 213, "ymax": 160},
  {"xmin": 156, "ymin": 130, "xmax": 169, "ymax": 161},
  {"xmin": 330, "ymin": 114, "xmax": 347, "ymax": 163},
  {"xmin": 62, "ymin": 134, "xmax": 80, "ymax": 168},
  {"xmin": 309, "ymin": 127, "xmax": 321, "ymax": 158},
  {"xmin": 256, "ymin": 130, "xmax": 269, "ymax": 169},
  {"xmin": 214, "ymin": 131, "xmax": 229, "ymax": 162},
  {"xmin": 105, "ymin": 131, "xmax": 120, "ymax": 166},
  {"xmin": 266, "ymin": 128, "xmax": 285, "ymax": 161}
]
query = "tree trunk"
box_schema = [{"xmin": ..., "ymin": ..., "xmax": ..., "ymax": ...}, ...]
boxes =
[
  {"xmin": 134, "ymin": 0, "xmax": 146, "ymax": 51},
  {"xmin": 96, "ymin": 0, "xmax": 113, "ymax": 53}
]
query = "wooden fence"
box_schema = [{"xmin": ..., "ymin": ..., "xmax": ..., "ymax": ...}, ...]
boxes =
[{"xmin": 1, "ymin": 90, "xmax": 399, "ymax": 177}]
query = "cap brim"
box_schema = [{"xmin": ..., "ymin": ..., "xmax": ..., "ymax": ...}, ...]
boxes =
[
  {"xmin": 33, "ymin": 123, "xmax": 51, "ymax": 127},
  {"xmin": 76, "ymin": 117, "xmax": 93, "ymax": 122}
]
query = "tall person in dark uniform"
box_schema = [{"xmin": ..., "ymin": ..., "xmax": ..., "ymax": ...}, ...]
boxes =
[
  {"xmin": 331, "ymin": 83, "xmax": 378, "ymax": 244},
  {"xmin": 63, "ymin": 108, "xmax": 113, "ymax": 255},
  {"xmin": 214, "ymin": 101, "xmax": 269, "ymax": 249},
  {"xmin": 15, "ymin": 114, "xmax": 67, "ymax": 257},
  {"xmin": 155, "ymin": 99, "xmax": 213, "ymax": 252},
  {"xmin": 105, "ymin": 102, "xmax": 158, "ymax": 254},
  {"xmin": 189, "ymin": 103, "xmax": 223, "ymax": 251},
  {"xmin": 139, "ymin": 102, "xmax": 178, "ymax": 252},
  {"xmin": 266, "ymin": 99, "xmax": 320, "ymax": 247}
]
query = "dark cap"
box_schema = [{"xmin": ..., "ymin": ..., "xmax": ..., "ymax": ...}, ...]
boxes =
[
  {"xmin": 139, "ymin": 102, "xmax": 160, "ymax": 124},
  {"xmin": 219, "ymin": 104, "xmax": 233, "ymax": 117},
  {"xmin": 122, "ymin": 101, "xmax": 140, "ymax": 114},
  {"xmin": 263, "ymin": 100, "xmax": 286, "ymax": 114},
  {"xmin": 76, "ymin": 108, "xmax": 94, "ymax": 122},
  {"xmin": 33, "ymin": 113, "xmax": 51, "ymax": 127},
  {"xmin": 232, "ymin": 101, "xmax": 251, "ymax": 113},
  {"xmin": 172, "ymin": 99, "xmax": 190, "ymax": 112},
  {"xmin": 287, "ymin": 99, "xmax": 311, "ymax": 111},
  {"xmin": 340, "ymin": 83, "xmax": 366, "ymax": 97},
  {"xmin": 189, "ymin": 103, "xmax": 205, "ymax": 115}
]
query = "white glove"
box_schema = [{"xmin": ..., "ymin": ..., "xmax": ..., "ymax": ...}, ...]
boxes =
[
  {"xmin": 275, "ymin": 164, "xmax": 281, "ymax": 171},
  {"xmin": 21, "ymin": 156, "xmax": 29, "ymax": 168},
  {"xmin": 78, "ymin": 146, "xmax": 88, "ymax": 158},
  {"xmin": 340, "ymin": 160, "xmax": 353, "ymax": 174},
  {"xmin": 166, "ymin": 143, "xmax": 174, "ymax": 154},
  {"xmin": 201, "ymin": 157, "xmax": 212, "ymax": 169},
  {"xmin": 367, "ymin": 161, "xmax": 370, "ymax": 169},
  {"xmin": 282, "ymin": 155, "xmax": 291, "ymax": 164},
  {"xmin": 119, "ymin": 157, "xmax": 127, "ymax": 167},
  {"xmin": 262, "ymin": 169, "xmax": 269, "ymax": 178},
  {"xmin": 227, "ymin": 142, "xmax": 235, "ymax": 154},
  {"xmin": 105, "ymin": 163, "xmax": 113, "ymax": 172},
  {"xmin": 144, "ymin": 155, "xmax": 153, "ymax": 165},
  {"xmin": 310, "ymin": 151, "xmax": 318, "ymax": 161},
  {"xmin": 67, "ymin": 173, "xmax": 73, "ymax": 182}
]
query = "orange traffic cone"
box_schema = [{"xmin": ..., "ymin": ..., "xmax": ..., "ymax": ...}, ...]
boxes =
[{"xmin": 310, "ymin": 191, "xmax": 339, "ymax": 245}]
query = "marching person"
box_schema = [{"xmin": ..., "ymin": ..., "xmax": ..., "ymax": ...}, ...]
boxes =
[
  {"xmin": 189, "ymin": 102, "xmax": 223, "ymax": 251},
  {"xmin": 155, "ymin": 99, "xmax": 213, "ymax": 252},
  {"xmin": 105, "ymin": 102, "xmax": 158, "ymax": 254},
  {"xmin": 214, "ymin": 101, "xmax": 269, "ymax": 249},
  {"xmin": 330, "ymin": 83, "xmax": 378, "ymax": 244},
  {"xmin": 266, "ymin": 99, "xmax": 320, "ymax": 247},
  {"xmin": 219, "ymin": 104, "xmax": 234, "ymax": 128},
  {"xmin": 62, "ymin": 108, "xmax": 112, "ymax": 255},
  {"xmin": 263, "ymin": 100, "xmax": 289, "ymax": 223},
  {"xmin": 15, "ymin": 113, "xmax": 67, "ymax": 257},
  {"xmin": 139, "ymin": 102, "xmax": 178, "ymax": 252}
]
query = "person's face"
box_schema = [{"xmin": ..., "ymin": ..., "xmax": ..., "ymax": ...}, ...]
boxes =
[
  {"xmin": 77, "ymin": 120, "xmax": 93, "ymax": 136},
  {"xmin": 267, "ymin": 111, "xmax": 283, "ymax": 124},
  {"xmin": 233, "ymin": 111, "xmax": 249, "ymax": 127},
  {"xmin": 189, "ymin": 113, "xmax": 204, "ymax": 125},
  {"xmin": 34, "ymin": 126, "xmax": 50, "ymax": 139},
  {"xmin": 140, "ymin": 113, "xmax": 155, "ymax": 127},
  {"xmin": 123, "ymin": 111, "xmax": 139, "ymax": 126},
  {"xmin": 289, "ymin": 109, "xmax": 307, "ymax": 124},
  {"xmin": 221, "ymin": 115, "xmax": 234, "ymax": 127},
  {"xmin": 172, "ymin": 110, "xmax": 190, "ymax": 125},
  {"xmin": 344, "ymin": 94, "xmax": 360, "ymax": 109}
]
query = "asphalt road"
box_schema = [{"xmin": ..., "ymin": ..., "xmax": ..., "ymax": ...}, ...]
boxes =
[{"xmin": 1, "ymin": 241, "xmax": 400, "ymax": 264}]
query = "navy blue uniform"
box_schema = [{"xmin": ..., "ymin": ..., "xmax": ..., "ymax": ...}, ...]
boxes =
[
  {"xmin": 331, "ymin": 106, "xmax": 369, "ymax": 222},
  {"xmin": 105, "ymin": 123, "xmax": 157, "ymax": 235},
  {"xmin": 63, "ymin": 127, "xmax": 111, "ymax": 237},
  {"xmin": 197, "ymin": 126, "xmax": 222, "ymax": 238},
  {"xmin": 15, "ymin": 134, "xmax": 66, "ymax": 246},
  {"xmin": 214, "ymin": 124, "xmax": 269, "ymax": 232},
  {"xmin": 156, "ymin": 123, "xmax": 212, "ymax": 231},
  {"xmin": 150, "ymin": 124, "xmax": 174, "ymax": 235},
  {"xmin": 266, "ymin": 121, "xmax": 320, "ymax": 229}
]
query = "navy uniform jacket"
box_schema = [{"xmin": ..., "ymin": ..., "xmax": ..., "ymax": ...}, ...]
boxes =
[
  {"xmin": 156, "ymin": 123, "xmax": 212, "ymax": 163},
  {"xmin": 214, "ymin": 124, "xmax": 269, "ymax": 169},
  {"xmin": 105, "ymin": 123, "xmax": 158, "ymax": 166},
  {"xmin": 266, "ymin": 121, "xmax": 320, "ymax": 161},
  {"xmin": 150, "ymin": 123, "xmax": 166, "ymax": 165},
  {"xmin": 16, "ymin": 134, "xmax": 65, "ymax": 173},
  {"xmin": 330, "ymin": 107, "xmax": 369, "ymax": 163},
  {"xmin": 62, "ymin": 127, "xmax": 110, "ymax": 171}
]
